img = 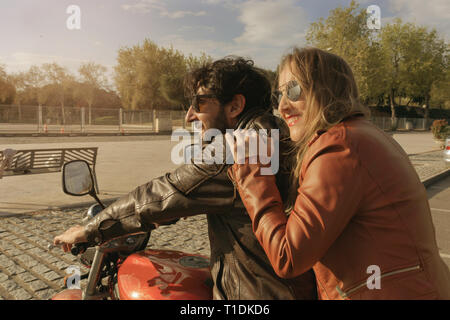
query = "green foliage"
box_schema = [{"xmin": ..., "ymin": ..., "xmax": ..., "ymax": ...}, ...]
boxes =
[
  {"xmin": 306, "ymin": 1, "xmax": 449, "ymax": 115},
  {"xmin": 431, "ymin": 119, "xmax": 449, "ymax": 140},
  {"xmin": 430, "ymin": 64, "xmax": 450, "ymax": 109},
  {"xmin": 114, "ymin": 39, "xmax": 213, "ymax": 110},
  {"xmin": 0, "ymin": 65, "xmax": 16, "ymax": 104},
  {"xmin": 306, "ymin": 1, "xmax": 387, "ymax": 103},
  {"xmin": 75, "ymin": 62, "xmax": 109, "ymax": 121},
  {"xmin": 0, "ymin": 63, "xmax": 120, "ymax": 109}
]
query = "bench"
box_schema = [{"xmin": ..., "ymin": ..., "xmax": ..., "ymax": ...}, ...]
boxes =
[{"xmin": 0, "ymin": 147, "xmax": 99, "ymax": 191}]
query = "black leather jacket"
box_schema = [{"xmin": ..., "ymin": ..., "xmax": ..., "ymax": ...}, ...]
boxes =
[{"xmin": 84, "ymin": 109, "xmax": 317, "ymax": 300}]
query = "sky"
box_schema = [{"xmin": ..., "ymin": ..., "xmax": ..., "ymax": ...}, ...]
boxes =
[{"xmin": 0, "ymin": 0, "xmax": 449, "ymax": 79}]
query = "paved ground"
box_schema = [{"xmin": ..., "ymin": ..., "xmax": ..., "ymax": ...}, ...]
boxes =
[
  {"xmin": 409, "ymin": 151, "xmax": 449, "ymax": 183},
  {"xmin": 427, "ymin": 176, "xmax": 450, "ymax": 268},
  {"xmin": 0, "ymin": 135, "xmax": 187, "ymax": 214},
  {"xmin": 0, "ymin": 211, "xmax": 209, "ymax": 300},
  {"xmin": 0, "ymin": 132, "xmax": 448, "ymax": 299},
  {"xmin": 391, "ymin": 131, "xmax": 441, "ymax": 155},
  {"xmin": 0, "ymin": 132, "xmax": 443, "ymax": 214},
  {"xmin": 0, "ymin": 173, "xmax": 448, "ymax": 300}
]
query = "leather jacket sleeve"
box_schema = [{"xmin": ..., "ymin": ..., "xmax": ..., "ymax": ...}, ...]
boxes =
[
  {"xmin": 84, "ymin": 158, "xmax": 232, "ymax": 244},
  {"xmin": 84, "ymin": 110, "xmax": 291, "ymax": 245},
  {"xmin": 229, "ymin": 133, "xmax": 364, "ymax": 279}
]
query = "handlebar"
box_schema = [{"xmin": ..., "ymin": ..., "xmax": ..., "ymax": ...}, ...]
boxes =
[
  {"xmin": 71, "ymin": 242, "xmax": 89, "ymax": 256},
  {"xmin": 47, "ymin": 242, "xmax": 89, "ymax": 256}
]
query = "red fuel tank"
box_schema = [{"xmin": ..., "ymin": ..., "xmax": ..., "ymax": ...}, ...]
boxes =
[
  {"xmin": 52, "ymin": 289, "xmax": 82, "ymax": 300},
  {"xmin": 117, "ymin": 249, "xmax": 212, "ymax": 300}
]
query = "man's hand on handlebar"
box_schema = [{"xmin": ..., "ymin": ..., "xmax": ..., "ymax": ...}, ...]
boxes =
[{"xmin": 53, "ymin": 225, "xmax": 88, "ymax": 253}]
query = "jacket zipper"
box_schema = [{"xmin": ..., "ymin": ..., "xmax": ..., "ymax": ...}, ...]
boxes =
[{"xmin": 335, "ymin": 264, "xmax": 421, "ymax": 299}]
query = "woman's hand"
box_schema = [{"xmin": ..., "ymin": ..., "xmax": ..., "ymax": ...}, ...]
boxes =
[
  {"xmin": 53, "ymin": 225, "xmax": 88, "ymax": 253},
  {"xmin": 225, "ymin": 130, "xmax": 274, "ymax": 164}
]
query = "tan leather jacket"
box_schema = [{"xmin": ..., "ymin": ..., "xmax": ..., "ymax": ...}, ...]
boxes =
[
  {"xmin": 231, "ymin": 115, "xmax": 450, "ymax": 300},
  {"xmin": 84, "ymin": 109, "xmax": 317, "ymax": 300}
]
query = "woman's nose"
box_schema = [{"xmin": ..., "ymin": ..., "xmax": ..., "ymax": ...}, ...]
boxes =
[{"xmin": 277, "ymin": 94, "xmax": 289, "ymax": 113}]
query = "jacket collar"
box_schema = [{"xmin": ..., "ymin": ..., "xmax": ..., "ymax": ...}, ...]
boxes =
[
  {"xmin": 307, "ymin": 112, "xmax": 365, "ymax": 147},
  {"xmin": 234, "ymin": 108, "xmax": 272, "ymax": 130}
]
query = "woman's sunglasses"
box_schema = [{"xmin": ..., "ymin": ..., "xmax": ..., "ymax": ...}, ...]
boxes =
[
  {"xmin": 190, "ymin": 94, "xmax": 218, "ymax": 112},
  {"xmin": 272, "ymin": 80, "xmax": 302, "ymax": 108}
]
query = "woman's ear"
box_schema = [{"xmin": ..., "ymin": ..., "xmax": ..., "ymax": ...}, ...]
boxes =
[{"xmin": 227, "ymin": 94, "xmax": 246, "ymax": 120}]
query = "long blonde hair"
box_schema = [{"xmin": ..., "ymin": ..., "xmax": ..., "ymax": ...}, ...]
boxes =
[{"xmin": 279, "ymin": 47, "xmax": 369, "ymax": 191}]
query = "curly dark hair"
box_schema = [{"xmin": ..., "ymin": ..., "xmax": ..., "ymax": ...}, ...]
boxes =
[{"xmin": 184, "ymin": 56, "xmax": 272, "ymax": 115}]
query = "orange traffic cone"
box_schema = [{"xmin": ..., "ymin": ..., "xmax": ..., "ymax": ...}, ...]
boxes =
[
  {"xmin": 60, "ymin": 127, "xmax": 65, "ymax": 134},
  {"xmin": 43, "ymin": 124, "xmax": 48, "ymax": 133}
]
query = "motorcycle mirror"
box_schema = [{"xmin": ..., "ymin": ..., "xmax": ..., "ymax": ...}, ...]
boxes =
[
  {"xmin": 62, "ymin": 160, "xmax": 95, "ymax": 196},
  {"xmin": 62, "ymin": 160, "xmax": 106, "ymax": 209}
]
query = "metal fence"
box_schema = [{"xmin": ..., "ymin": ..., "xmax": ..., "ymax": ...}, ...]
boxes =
[
  {"xmin": 0, "ymin": 105, "xmax": 188, "ymax": 134},
  {"xmin": 0, "ymin": 104, "xmax": 441, "ymax": 134},
  {"xmin": 369, "ymin": 116, "xmax": 435, "ymax": 131}
]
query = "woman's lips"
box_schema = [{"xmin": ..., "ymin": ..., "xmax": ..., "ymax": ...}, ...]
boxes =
[{"xmin": 285, "ymin": 115, "xmax": 300, "ymax": 127}]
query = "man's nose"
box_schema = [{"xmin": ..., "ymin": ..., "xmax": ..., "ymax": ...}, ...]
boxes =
[{"xmin": 185, "ymin": 105, "xmax": 197, "ymax": 123}]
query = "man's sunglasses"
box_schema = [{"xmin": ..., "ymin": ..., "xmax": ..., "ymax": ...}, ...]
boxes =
[
  {"xmin": 272, "ymin": 80, "xmax": 302, "ymax": 108},
  {"xmin": 190, "ymin": 94, "xmax": 218, "ymax": 112}
]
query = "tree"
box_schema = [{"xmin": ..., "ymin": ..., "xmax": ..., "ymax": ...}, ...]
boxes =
[
  {"xmin": 26, "ymin": 65, "xmax": 50, "ymax": 107},
  {"xmin": 306, "ymin": 1, "xmax": 368, "ymax": 59},
  {"xmin": 305, "ymin": 1, "xmax": 449, "ymax": 129},
  {"xmin": 400, "ymin": 26, "xmax": 447, "ymax": 119},
  {"xmin": 130, "ymin": 39, "xmax": 162, "ymax": 109},
  {"xmin": 305, "ymin": 0, "xmax": 387, "ymax": 104},
  {"xmin": 160, "ymin": 50, "xmax": 213, "ymax": 110},
  {"xmin": 0, "ymin": 66, "xmax": 16, "ymax": 124},
  {"xmin": 77, "ymin": 62, "xmax": 108, "ymax": 124},
  {"xmin": 114, "ymin": 39, "xmax": 213, "ymax": 111},
  {"xmin": 185, "ymin": 52, "xmax": 212, "ymax": 72},
  {"xmin": 159, "ymin": 48, "xmax": 188, "ymax": 108},
  {"xmin": 430, "ymin": 64, "xmax": 450, "ymax": 109},
  {"xmin": 378, "ymin": 19, "xmax": 411, "ymax": 126},
  {"xmin": 0, "ymin": 65, "xmax": 16, "ymax": 104},
  {"xmin": 9, "ymin": 72, "xmax": 26, "ymax": 105},
  {"xmin": 114, "ymin": 46, "xmax": 138, "ymax": 110},
  {"xmin": 380, "ymin": 20, "xmax": 448, "ymax": 122},
  {"xmin": 8, "ymin": 72, "xmax": 29, "ymax": 121},
  {"xmin": 41, "ymin": 63, "xmax": 74, "ymax": 125}
]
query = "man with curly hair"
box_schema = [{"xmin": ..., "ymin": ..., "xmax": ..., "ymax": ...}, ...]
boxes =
[{"xmin": 54, "ymin": 56, "xmax": 317, "ymax": 300}]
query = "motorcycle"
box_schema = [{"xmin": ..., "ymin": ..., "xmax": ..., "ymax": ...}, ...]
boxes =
[{"xmin": 51, "ymin": 160, "xmax": 212, "ymax": 300}]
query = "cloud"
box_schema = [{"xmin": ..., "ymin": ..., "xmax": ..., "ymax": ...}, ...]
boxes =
[
  {"xmin": 122, "ymin": 0, "xmax": 207, "ymax": 19},
  {"xmin": 157, "ymin": 0, "xmax": 311, "ymax": 69},
  {"xmin": 178, "ymin": 25, "xmax": 215, "ymax": 33},
  {"xmin": 233, "ymin": 0, "xmax": 309, "ymax": 47},
  {"xmin": 387, "ymin": 0, "xmax": 450, "ymax": 39},
  {"xmin": 161, "ymin": 10, "xmax": 206, "ymax": 19},
  {"xmin": 200, "ymin": 0, "xmax": 238, "ymax": 7},
  {"xmin": 159, "ymin": 34, "xmax": 286, "ymax": 70},
  {"xmin": 1, "ymin": 52, "xmax": 93, "ymax": 74},
  {"xmin": 159, "ymin": 34, "xmax": 232, "ymax": 58},
  {"xmin": 121, "ymin": 2, "xmax": 153, "ymax": 14}
]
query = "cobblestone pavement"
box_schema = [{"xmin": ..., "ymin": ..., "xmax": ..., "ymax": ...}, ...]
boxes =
[
  {"xmin": 0, "ymin": 209, "xmax": 209, "ymax": 300},
  {"xmin": 0, "ymin": 150, "xmax": 447, "ymax": 300},
  {"xmin": 409, "ymin": 150, "xmax": 449, "ymax": 181}
]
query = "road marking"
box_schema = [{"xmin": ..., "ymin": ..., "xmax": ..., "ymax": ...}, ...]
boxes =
[
  {"xmin": 440, "ymin": 253, "xmax": 450, "ymax": 259},
  {"xmin": 430, "ymin": 208, "xmax": 450, "ymax": 213}
]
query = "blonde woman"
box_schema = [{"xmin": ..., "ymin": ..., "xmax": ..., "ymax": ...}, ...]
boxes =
[{"xmin": 229, "ymin": 47, "xmax": 450, "ymax": 299}]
